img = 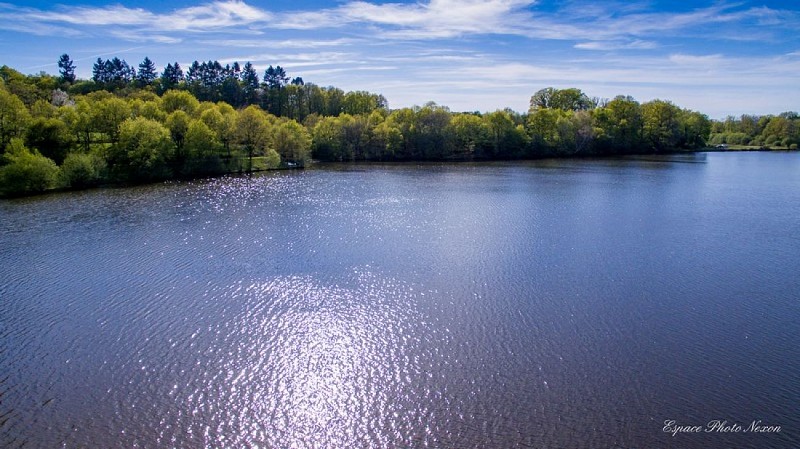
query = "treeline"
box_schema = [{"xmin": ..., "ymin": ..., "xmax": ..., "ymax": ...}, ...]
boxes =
[
  {"xmin": 68, "ymin": 55, "xmax": 387, "ymax": 119},
  {"xmin": 0, "ymin": 64, "xmax": 314, "ymax": 197},
  {"xmin": 1, "ymin": 55, "xmax": 797, "ymax": 197},
  {"xmin": 709, "ymin": 113, "xmax": 799, "ymax": 148}
]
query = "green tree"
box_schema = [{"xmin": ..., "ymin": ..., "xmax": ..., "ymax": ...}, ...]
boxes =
[
  {"xmin": 57, "ymin": 54, "xmax": 76, "ymax": 84},
  {"xmin": 530, "ymin": 87, "xmax": 594, "ymax": 112},
  {"xmin": 0, "ymin": 88, "xmax": 31, "ymax": 148},
  {"xmin": 593, "ymin": 95, "xmax": 643, "ymax": 153},
  {"xmin": 370, "ymin": 122, "xmax": 404, "ymax": 160},
  {"xmin": 161, "ymin": 90, "xmax": 199, "ymax": 115},
  {"xmin": 761, "ymin": 116, "xmax": 795, "ymax": 148},
  {"xmin": 26, "ymin": 117, "xmax": 74, "ymax": 164},
  {"xmin": 181, "ymin": 119, "xmax": 224, "ymax": 175},
  {"xmin": 311, "ymin": 116, "xmax": 345, "ymax": 161},
  {"xmin": 199, "ymin": 106, "xmax": 234, "ymax": 156},
  {"xmin": 337, "ymin": 114, "xmax": 369, "ymax": 161},
  {"xmin": 413, "ymin": 103, "xmax": 452, "ymax": 159},
  {"xmin": 240, "ymin": 61, "xmax": 260, "ymax": 105},
  {"xmin": 526, "ymin": 108, "xmax": 564, "ymax": 154},
  {"xmin": 273, "ymin": 119, "xmax": 311, "ymax": 164},
  {"xmin": 235, "ymin": 105, "xmax": 276, "ymax": 171},
  {"xmin": 448, "ymin": 113, "xmax": 490, "ymax": 159},
  {"xmin": 679, "ymin": 110, "xmax": 711, "ymax": 148},
  {"xmin": 137, "ymin": 57, "xmax": 158, "ymax": 87},
  {"xmin": 65, "ymin": 99, "xmax": 94, "ymax": 151},
  {"xmin": 642, "ymin": 100, "xmax": 682, "ymax": 151},
  {"xmin": 135, "ymin": 99, "xmax": 167, "ymax": 122},
  {"xmin": 92, "ymin": 97, "xmax": 132, "ymax": 144},
  {"xmin": 159, "ymin": 63, "xmax": 184, "ymax": 93},
  {"xmin": 166, "ymin": 110, "xmax": 191, "ymax": 149},
  {"xmin": 384, "ymin": 107, "xmax": 416, "ymax": 159},
  {"xmin": 0, "ymin": 138, "xmax": 59, "ymax": 196},
  {"xmin": 185, "ymin": 120, "xmax": 219, "ymax": 156},
  {"xmin": 484, "ymin": 110, "xmax": 528, "ymax": 158},
  {"xmin": 342, "ymin": 91, "xmax": 387, "ymax": 115},
  {"xmin": 112, "ymin": 117, "xmax": 175, "ymax": 181},
  {"xmin": 59, "ymin": 152, "xmax": 106, "ymax": 188}
]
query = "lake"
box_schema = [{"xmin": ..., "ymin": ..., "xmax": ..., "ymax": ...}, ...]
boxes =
[{"xmin": 1, "ymin": 152, "xmax": 799, "ymax": 448}]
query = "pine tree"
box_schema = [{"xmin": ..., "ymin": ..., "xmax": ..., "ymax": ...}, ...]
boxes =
[
  {"xmin": 241, "ymin": 62, "xmax": 260, "ymax": 105},
  {"xmin": 137, "ymin": 57, "xmax": 157, "ymax": 86},
  {"xmin": 57, "ymin": 54, "xmax": 76, "ymax": 84},
  {"xmin": 159, "ymin": 62, "xmax": 184, "ymax": 93},
  {"xmin": 92, "ymin": 57, "xmax": 108, "ymax": 84},
  {"xmin": 263, "ymin": 65, "xmax": 289, "ymax": 89}
]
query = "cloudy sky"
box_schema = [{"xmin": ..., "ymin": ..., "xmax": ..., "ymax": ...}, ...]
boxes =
[{"xmin": 1, "ymin": 0, "xmax": 798, "ymax": 118}]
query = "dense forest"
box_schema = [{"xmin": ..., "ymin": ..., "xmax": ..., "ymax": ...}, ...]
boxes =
[{"xmin": 1, "ymin": 54, "xmax": 798, "ymax": 197}]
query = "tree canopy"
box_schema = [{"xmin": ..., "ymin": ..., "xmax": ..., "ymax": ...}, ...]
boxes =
[{"xmin": 0, "ymin": 57, "xmax": 796, "ymax": 197}]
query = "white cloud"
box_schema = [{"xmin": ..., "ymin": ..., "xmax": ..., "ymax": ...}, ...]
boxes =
[
  {"xmin": 668, "ymin": 53, "xmax": 726, "ymax": 66},
  {"xmin": 1, "ymin": 0, "xmax": 273, "ymax": 34},
  {"xmin": 574, "ymin": 40, "xmax": 657, "ymax": 51},
  {"xmin": 200, "ymin": 38, "xmax": 359, "ymax": 49},
  {"xmin": 2, "ymin": 0, "xmax": 798, "ymax": 118}
]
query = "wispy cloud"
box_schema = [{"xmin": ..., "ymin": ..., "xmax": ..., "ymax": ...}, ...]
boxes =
[
  {"xmin": 0, "ymin": 0, "xmax": 272, "ymax": 34},
  {"xmin": 1, "ymin": 0, "xmax": 798, "ymax": 117},
  {"xmin": 200, "ymin": 38, "xmax": 360, "ymax": 49},
  {"xmin": 575, "ymin": 40, "xmax": 657, "ymax": 51},
  {"xmin": 1, "ymin": 0, "xmax": 797, "ymax": 44}
]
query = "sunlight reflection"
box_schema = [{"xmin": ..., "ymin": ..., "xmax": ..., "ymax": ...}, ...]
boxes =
[{"xmin": 202, "ymin": 272, "xmax": 435, "ymax": 448}]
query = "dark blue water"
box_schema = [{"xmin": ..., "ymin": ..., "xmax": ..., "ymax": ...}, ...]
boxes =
[{"xmin": 1, "ymin": 152, "xmax": 799, "ymax": 448}]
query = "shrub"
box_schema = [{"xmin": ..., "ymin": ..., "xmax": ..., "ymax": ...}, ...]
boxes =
[
  {"xmin": 0, "ymin": 139, "xmax": 59, "ymax": 196},
  {"xmin": 60, "ymin": 152, "xmax": 106, "ymax": 188}
]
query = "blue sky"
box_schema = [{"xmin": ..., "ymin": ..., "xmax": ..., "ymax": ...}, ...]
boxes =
[{"xmin": 1, "ymin": 0, "xmax": 798, "ymax": 118}]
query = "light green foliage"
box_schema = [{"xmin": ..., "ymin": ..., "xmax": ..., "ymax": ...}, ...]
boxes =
[
  {"xmin": 642, "ymin": 100, "xmax": 682, "ymax": 151},
  {"xmin": 0, "ymin": 87, "xmax": 31, "ymax": 147},
  {"xmin": 67, "ymin": 99, "xmax": 95, "ymax": 151},
  {"xmin": 26, "ymin": 116, "xmax": 75, "ymax": 164},
  {"xmin": 569, "ymin": 110, "xmax": 595, "ymax": 154},
  {"xmin": 166, "ymin": 110, "xmax": 191, "ymax": 148},
  {"xmin": 91, "ymin": 97, "xmax": 132, "ymax": 143},
  {"xmin": 194, "ymin": 101, "xmax": 218, "ymax": 118},
  {"xmin": 342, "ymin": 91, "xmax": 388, "ymax": 116},
  {"xmin": 59, "ymin": 152, "xmax": 106, "ymax": 188},
  {"xmin": 161, "ymin": 90, "xmax": 199, "ymax": 115},
  {"xmin": 530, "ymin": 87, "xmax": 594, "ymax": 112},
  {"xmin": 235, "ymin": 106, "xmax": 271, "ymax": 152},
  {"xmin": 273, "ymin": 119, "xmax": 311, "ymax": 163},
  {"xmin": 761, "ymin": 116, "xmax": 795, "ymax": 148},
  {"xmin": 527, "ymin": 108, "xmax": 564, "ymax": 152},
  {"xmin": 0, "ymin": 138, "xmax": 59, "ymax": 196},
  {"xmin": 413, "ymin": 103, "xmax": 452, "ymax": 159},
  {"xmin": 485, "ymin": 110, "xmax": 528, "ymax": 158},
  {"xmin": 338, "ymin": 114, "xmax": 369, "ymax": 161},
  {"xmin": 181, "ymin": 119, "xmax": 225, "ymax": 175},
  {"xmin": 133, "ymin": 99, "xmax": 167, "ymax": 122},
  {"xmin": 592, "ymin": 95, "xmax": 643, "ymax": 153},
  {"xmin": 370, "ymin": 122, "xmax": 404, "ymax": 160},
  {"xmin": 199, "ymin": 106, "xmax": 235, "ymax": 154},
  {"xmin": 680, "ymin": 110, "xmax": 711, "ymax": 148},
  {"xmin": 113, "ymin": 117, "xmax": 175, "ymax": 181},
  {"xmin": 184, "ymin": 120, "xmax": 220, "ymax": 158},
  {"xmin": 448, "ymin": 114, "xmax": 490, "ymax": 157},
  {"xmin": 30, "ymin": 99, "xmax": 55, "ymax": 118},
  {"xmin": 0, "ymin": 66, "xmax": 57, "ymax": 106},
  {"xmin": 311, "ymin": 116, "xmax": 345, "ymax": 161},
  {"xmin": 235, "ymin": 105, "xmax": 276, "ymax": 170}
]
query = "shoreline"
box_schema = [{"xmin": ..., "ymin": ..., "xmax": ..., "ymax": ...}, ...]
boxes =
[{"xmin": 4, "ymin": 148, "xmax": 796, "ymax": 200}]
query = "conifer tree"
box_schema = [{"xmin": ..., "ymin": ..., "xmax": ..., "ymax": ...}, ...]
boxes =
[{"xmin": 57, "ymin": 54, "xmax": 76, "ymax": 84}]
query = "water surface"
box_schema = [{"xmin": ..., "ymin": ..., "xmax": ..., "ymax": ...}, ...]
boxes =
[{"xmin": 1, "ymin": 152, "xmax": 799, "ymax": 448}]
